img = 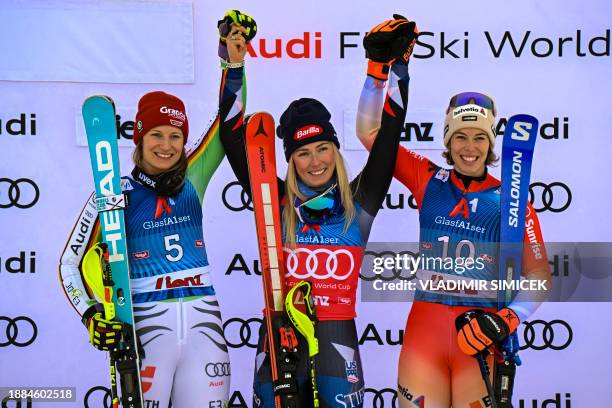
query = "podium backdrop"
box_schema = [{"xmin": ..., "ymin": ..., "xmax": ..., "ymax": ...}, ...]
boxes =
[{"xmin": 1, "ymin": 0, "xmax": 611, "ymax": 406}]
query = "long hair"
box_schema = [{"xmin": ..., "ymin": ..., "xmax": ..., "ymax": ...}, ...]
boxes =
[
  {"xmin": 132, "ymin": 141, "xmax": 189, "ymax": 176},
  {"xmin": 283, "ymin": 145, "xmax": 355, "ymax": 246}
]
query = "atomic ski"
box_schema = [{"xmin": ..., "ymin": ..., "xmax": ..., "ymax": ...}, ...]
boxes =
[
  {"xmin": 244, "ymin": 112, "xmax": 300, "ymax": 407},
  {"xmin": 82, "ymin": 95, "xmax": 143, "ymax": 408},
  {"xmin": 496, "ymin": 114, "xmax": 539, "ymax": 407}
]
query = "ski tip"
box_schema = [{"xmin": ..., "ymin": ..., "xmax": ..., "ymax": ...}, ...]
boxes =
[
  {"xmin": 83, "ymin": 94, "xmax": 115, "ymax": 104},
  {"xmin": 504, "ymin": 114, "xmax": 539, "ymax": 142},
  {"xmin": 246, "ymin": 112, "xmax": 276, "ymax": 139},
  {"xmin": 506, "ymin": 113, "xmax": 539, "ymax": 128},
  {"xmin": 82, "ymin": 95, "xmax": 116, "ymax": 113},
  {"xmin": 247, "ymin": 111, "xmax": 274, "ymax": 123}
]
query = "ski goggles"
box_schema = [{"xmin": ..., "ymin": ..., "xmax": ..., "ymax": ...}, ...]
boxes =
[
  {"xmin": 294, "ymin": 183, "xmax": 338, "ymax": 225},
  {"xmin": 446, "ymin": 92, "xmax": 497, "ymax": 117}
]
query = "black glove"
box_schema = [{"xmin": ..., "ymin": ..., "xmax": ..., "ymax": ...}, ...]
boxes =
[
  {"xmin": 363, "ymin": 14, "xmax": 419, "ymax": 65},
  {"xmin": 217, "ymin": 10, "xmax": 257, "ymax": 60}
]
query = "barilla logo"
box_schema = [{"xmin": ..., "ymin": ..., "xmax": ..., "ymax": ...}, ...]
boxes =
[
  {"xmin": 195, "ymin": 240, "xmax": 204, "ymax": 247},
  {"xmin": 133, "ymin": 250, "xmax": 150, "ymax": 260},
  {"xmin": 452, "ymin": 104, "xmax": 487, "ymax": 119},
  {"xmin": 338, "ymin": 297, "xmax": 352, "ymax": 305},
  {"xmin": 294, "ymin": 124, "xmax": 323, "ymax": 140},
  {"xmin": 94, "ymin": 140, "xmax": 125, "ymax": 263},
  {"xmin": 160, "ymin": 106, "xmax": 186, "ymax": 121}
]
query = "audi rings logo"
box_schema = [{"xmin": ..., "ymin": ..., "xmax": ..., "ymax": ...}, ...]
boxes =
[
  {"xmin": 223, "ymin": 317, "xmax": 262, "ymax": 348},
  {"xmin": 205, "ymin": 362, "xmax": 231, "ymax": 377},
  {"xmin": 361, "ymin": 251, "xmax": 419, "ymax": 281},
  {"xmin": 0, "ymin": 178, "xmax": 40, "ymax": 209},
  {"xmin": 364, "ymin": 388, "xmax": 398, "ymax": 408},
  {"xmin": 520, "ymin": 319, "xmax": 573, "ymax": 351},
  {"xmin": 84, "ymin": 386, "xmax": 112, "ymax": 408},
  {"xmin": 284, "ymin": 247, "xmax": 355, "ymax": 280},
  {"xmin": 0, "ymin": 316, "xmax": 37, "ymax": 347},
  {"xmin": 222, "ymin": 181, "xmax": 253, "ymax": 212},
  {"xmin": 529, "ymin": 182, "xmax": 572, "ymax": 213}
]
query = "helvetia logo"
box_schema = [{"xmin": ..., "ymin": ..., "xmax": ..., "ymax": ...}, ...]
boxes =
[
  {"xmin": 452, "ymin": 104, "xmax": 487, "ymax": 118},
  {"xmin": 294, "ymin": 125, "xmax": 324, "ymax": 140}
]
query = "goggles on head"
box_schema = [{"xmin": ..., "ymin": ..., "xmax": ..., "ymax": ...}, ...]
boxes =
[{"xmin": 447, "ymin": 92, "xmax": 496, "ymax": 117}]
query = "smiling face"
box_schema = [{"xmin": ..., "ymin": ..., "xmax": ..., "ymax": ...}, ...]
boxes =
[
  {"xmin": 449, "ymin": 127, "xmax": 490, "ymax": 177},
  {"xmin": 139, "ymin": 125, "xmax": 184, "ymax": 175},
  {"xmin": 291, "ymin": 141, "xmax": 336, "ymax": 188}
]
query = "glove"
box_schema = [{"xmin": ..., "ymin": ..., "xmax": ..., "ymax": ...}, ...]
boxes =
[
  {"xmin": 455, "ymin": 308, "xmax": 520, "ymax": 356},
  {"xmin": 363, "ymin": 14, "xmax": 419, "ymax": 80},
  {"xmin": 83, "ymin": 304, "xmax": 123, "ymax": 351},
  {"xmin": 217, "ymin": 10, "xmax": 257, "ymax": 60}
]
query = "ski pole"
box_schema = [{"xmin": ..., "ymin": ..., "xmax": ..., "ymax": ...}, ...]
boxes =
[
  {"xmin": 285, "ymin": 281, "xmax": 320, "ymax": 407},
  {"xmin": 456, "ymin": 310, "xmax": 499, "ymax": 408},
  {"xmin": 475, "ymin": 351, "xmax": 498, "ymax": 408},
  {"xmin": 83, "ymin": 243, "xmax": 120, "ymax": 408}
]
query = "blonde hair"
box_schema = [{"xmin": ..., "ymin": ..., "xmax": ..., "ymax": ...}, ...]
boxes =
[{"xmin": 283, "ymin": 145, "xmax": 355, "ymax": 246}]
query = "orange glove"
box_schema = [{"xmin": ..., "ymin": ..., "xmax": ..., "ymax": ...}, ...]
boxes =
[
  {"xmin": 455, "ymin": 308, "xmax": 520, "ymax": 356},
  {"xmin": 364, "ymin": 14, "xmax": 419, "ymax": 80}
]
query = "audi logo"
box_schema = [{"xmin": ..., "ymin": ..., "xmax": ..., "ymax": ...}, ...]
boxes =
[
  {"xmin": 84, "ymin": 386, "xmax": 112, "ymax": 408},
  {"xmin": 205, "ymin": 362, "xmax": 231, "ymax": 377},
  {"xmin": 0, "ymin": 316, "xmax": 37, "ymax": 347},
  {"xmin": 520, "ymin": 319, "xmax": 573, "ymax": 351},
  {"xmin": 361, "ymin": 251, "xmax": 419, "ymax": 281},
  {"xmin": 364, "ymin": 387, "xmax": 398, "ymax": 408},
  {"xmin": 284, "ymin": 247, "xmax": 355, "ymax": 280},
  {"xmin": 222, "ymin": 181, "xmax": 253, "ymax": 212},
  {"xmin": 529, "ymin": 182, "xmax": 571, "ymax": 213},
  {"xmin": 223, "ymin": 317, "xmax": 262, "ymax": 349},
  {"xmin": 0, "ymin": 178, "xmax": 40, "ymax": 209}
]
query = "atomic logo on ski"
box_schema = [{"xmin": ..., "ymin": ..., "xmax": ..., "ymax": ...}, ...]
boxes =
[{"xmin": 254, "ymin": 116, "xmax": 269, "ymax": 138}]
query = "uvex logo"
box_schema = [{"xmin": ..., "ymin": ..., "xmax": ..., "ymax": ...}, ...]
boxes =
[
  {"xmin": 294, "ymin": 125, "xmax": 323, "ymax": 140},
  {"xmin": 247, "ymin": 32, "xmax": 322, "ymax": 58},
  {"xmin": 155, "ymin": 274, "xmax": 203, "ymax": 290},
  {"xmin": 94, "ymin": 141, "xmax": 124, "ymax": 263}
]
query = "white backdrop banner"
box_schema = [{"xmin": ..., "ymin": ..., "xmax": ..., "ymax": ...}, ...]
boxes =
[
  {"xmin": 0, "ymin": 0, "xmax": 194, "ymax": 83},
  {"xmin": 1, "ymin": 0, "xmax": 611, "ymax": 407}
]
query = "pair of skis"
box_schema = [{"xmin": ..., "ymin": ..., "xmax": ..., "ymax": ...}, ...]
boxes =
[
  {"xmin": 244, "ymin": 113, "xmax": 320, "ymax": 408},
  {"xmin": 82, "ymin": 96, "xmax": 143, "ymax": 408},
  {"xmin": 474, "ymin": 114, "xmax": 539, "ymax": 408}
]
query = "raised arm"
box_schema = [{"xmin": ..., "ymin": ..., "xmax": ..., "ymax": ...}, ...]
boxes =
[
  {"xmin": 218, "ymin": 14, "xmax": 284, "ymax": 199},
  {"xmin": 355, "ymin": 19, "xmax": 439, "ymax": 207},
  {"xmin": 185, "ymin": 111, "xmax": 225, "ymax": 202},
  {"xmin": 352, "ymin": 16, "xmax": 418, "ymax": 216}
]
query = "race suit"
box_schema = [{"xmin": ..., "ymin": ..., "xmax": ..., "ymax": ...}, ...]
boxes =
[
  {"xmin": 59, "ymin": 118, "xmax": 230, "ymax": 408},
  {"xmin": 219, "ymin": 59, "xmax": 409, "ymax": 407},
  {"xmin": 356, "ymin": 71, "xmax": 550, "ymax": 408}
]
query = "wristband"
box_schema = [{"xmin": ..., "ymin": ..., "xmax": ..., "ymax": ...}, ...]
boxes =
[
  {"xmin": 367, "ymin": 60, "xmax": 390, "ymax": 81},
  {"xmin": 221, "ymin": 59, "xmax": 245, "ymax": 69}
]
